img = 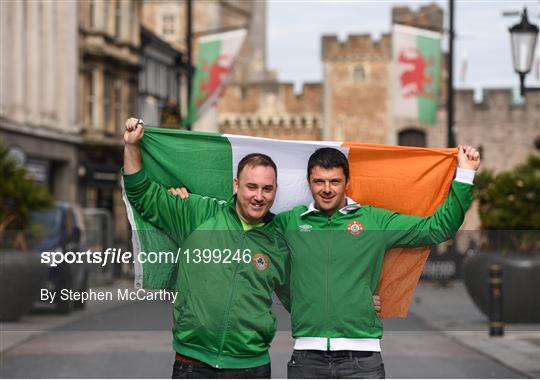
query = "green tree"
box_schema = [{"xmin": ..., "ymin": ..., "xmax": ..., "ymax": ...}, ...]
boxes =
[
  {"xmin": 475, "ymin": 155, "xmax": 540, "ymax": 251},
  {"xmin": 0, "ymin": 144, "xmax": 53, "ymax": 248}
]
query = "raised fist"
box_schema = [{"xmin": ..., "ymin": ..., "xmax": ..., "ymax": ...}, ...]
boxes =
[{"xmin": 124, "ymin": 117, "xmax": 144, "ymax": 146}]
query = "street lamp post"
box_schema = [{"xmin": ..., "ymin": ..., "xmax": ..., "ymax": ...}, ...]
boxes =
[
  {"xmin": 447, "ymin": 0, "xmax": 455, "ymax": 148},
  {"xmin": 509, "ymin": 8, "xmax": 539, "ymax": 97}
]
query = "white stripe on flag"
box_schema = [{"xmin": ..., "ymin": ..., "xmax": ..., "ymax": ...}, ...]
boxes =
[
  {"xmin": 121, "ymin": 176, "xmax": 144, "ymax": 289},
  {"xmin": 225, "ymin": 134, "xmax": 348, "ymax": 213}
]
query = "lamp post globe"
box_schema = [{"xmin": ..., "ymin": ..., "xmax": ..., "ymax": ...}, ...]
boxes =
[{"xmin": 509, "ymin": 8, "xmax": 539, "ymax": 96}]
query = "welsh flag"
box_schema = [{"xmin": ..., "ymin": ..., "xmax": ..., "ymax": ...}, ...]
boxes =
[
  {"xmin": 392, "ymin": 24, "xmax": 441, "ymax": 125},
  {"xmin": 122, "ymin": 127, "xmax": 459, "ymax": 318},
  {"xmin": 186, "ymin": 29, "xmax": 247, "ymax": 127}
]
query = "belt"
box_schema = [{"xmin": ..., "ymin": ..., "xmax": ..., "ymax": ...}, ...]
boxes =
[
  {"xmin": 296, "ymin": 349, "xmax": 375, "ymax": 358},
  {"xmin": 175, "ymin": 353, "xmax": 208, "ymax": 366}
]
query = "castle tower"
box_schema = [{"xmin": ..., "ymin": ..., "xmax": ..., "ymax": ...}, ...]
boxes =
[
  {"xmin": 322, "ymin": 4, "xmax": 444, "ymax": 144},
  {"xmin": 322, "ymin": 34, "xmax": 392, "ymax": 143}
]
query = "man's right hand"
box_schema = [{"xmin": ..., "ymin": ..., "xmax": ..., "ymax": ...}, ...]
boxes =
[
  {"xmin": 168, "ymin": 187, "xmax": 190, "ymax": 199},
  {"xmin": 124, "ymin": 117, "xmax": 144, "ymax": 146},
  {"xmin": 373, "ymin": 295, "xmax": 381, "ymax": 318}
]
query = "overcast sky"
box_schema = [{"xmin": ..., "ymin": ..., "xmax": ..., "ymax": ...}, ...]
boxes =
[{"xmin": 267, "ymin": 0, "xmax": 540, "ymax": 92}]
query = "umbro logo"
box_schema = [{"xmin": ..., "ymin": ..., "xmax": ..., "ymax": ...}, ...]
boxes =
[{"xmin": 299, "ymin": 224, "xmax": 313, "ymax": 232}]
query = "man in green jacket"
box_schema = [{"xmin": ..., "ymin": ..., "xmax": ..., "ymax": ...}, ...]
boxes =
[
  {"xmin": 273, "ymin": 146, "xmax": 480, "ymax": 379},
  {"xmin": 124, "ymin": 118, "xmax": 289, "ymax": 378}
]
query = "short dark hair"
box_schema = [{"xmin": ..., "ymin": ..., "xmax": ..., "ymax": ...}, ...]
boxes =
[
  {"xmin": 237, "ymin": 153, "xmax": 277, "ymax": 180},
  {"xmin": 307, "ymin": 148, "xmax": 349, "ymax": 180}
]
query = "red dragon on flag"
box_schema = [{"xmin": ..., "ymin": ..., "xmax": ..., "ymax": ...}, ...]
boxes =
[
  {"xmin": 392, "ymin": 24, "xmax": 441, "ymax": 125},
  {"xmin": 398, "ymin": 48, "xmax": 435, "ymax": 98},
  {"xmin": 186, "ymin": 29, "xmax": 246, "ymax": 127},
  {"xmin": 195, "ymin": 55, "xmax": 232, "ymax": 107}
]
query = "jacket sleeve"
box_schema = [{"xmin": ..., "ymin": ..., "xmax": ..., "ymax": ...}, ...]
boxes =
[
  {"xmin": 123, "ymin": 167, "xmax": 224, "ymax": 241},
  {"xmin": 373, "ymin": 181, "xmax": 474, "ymax": 249}
]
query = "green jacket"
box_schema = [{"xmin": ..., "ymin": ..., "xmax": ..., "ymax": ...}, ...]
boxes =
[
  {"xmin": 123, "ymin": 168, "xmax": 290, "ymax": 369},
  {"xmin": 273, "ymin": 180, "xmax": 473, "ymax": 340}
]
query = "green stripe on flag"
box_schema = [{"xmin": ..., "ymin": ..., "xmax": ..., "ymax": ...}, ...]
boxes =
[
  {"xmin": 140, "ymin": 127, "xmax": 233, "ymax": 199},
  {"xmin": 417, "ymin": 34, "xmax": 441, "ymax": 125},
  {"xmin": 125, "ymin": 127, "xmax": 233, "ymax": 289}
]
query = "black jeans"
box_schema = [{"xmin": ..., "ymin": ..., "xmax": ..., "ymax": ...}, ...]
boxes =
[
  {"xmin": 172, "ymin": 359, "xmax": 271, "ymax": 379},
  {"xmin": 287, "ymin": 350, "xmax": 385, "ymax": 379}
]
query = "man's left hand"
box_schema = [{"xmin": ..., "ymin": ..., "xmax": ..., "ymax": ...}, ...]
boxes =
[{"xmin": 457, "ymin": 145, "xmax": 481, "ymax": 171}]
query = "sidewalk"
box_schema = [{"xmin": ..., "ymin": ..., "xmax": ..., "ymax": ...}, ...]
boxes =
[
  {"xmin": 408, "ymin": 280, "xmax": 540, "ymax": 378},
  {"xmin": 0, "ymin": 282, "xmax": 132, "ymax": 355}
]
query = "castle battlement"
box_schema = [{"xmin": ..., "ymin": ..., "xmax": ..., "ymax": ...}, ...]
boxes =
[
  {"xmin": 392, "ymin": 3, "xmax": 443, "ymax": 32},
  {"xmin": 220, "ymin": 81, "xmax": 322, "ymax": 114},
  {"xmin": 322, "ymin": 34, "xmax": 391, "ymax": 61},
  {"xmin": 455, "ymin": 88, "xmax": 540, "ymax": 117}
]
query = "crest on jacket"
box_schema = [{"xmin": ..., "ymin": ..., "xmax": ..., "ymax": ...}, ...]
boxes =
[
  {"xmin": 298, "ymin": 224, "xmax": 313, "ymax": 233},
  {"xmin": 347, "ymin": 221, "xmax": 364, "ymax": 235},
  {"xmin": 252, "ymin": 253, "xmax": 269, "ymax": 271}
]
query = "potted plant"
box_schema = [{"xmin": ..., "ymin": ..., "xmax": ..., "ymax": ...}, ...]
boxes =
[
  {"xmin": 0, "ymin": 144, "xmax": 53, "ymax": 321},
  {"xmin": 463, "ymin": 155, "xmax": 540, "ymax": 323}
]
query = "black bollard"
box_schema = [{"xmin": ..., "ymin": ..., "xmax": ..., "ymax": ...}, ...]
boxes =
[{"xmin": 488, "ymin": 264, "xmax": 504, "ymax": 337}]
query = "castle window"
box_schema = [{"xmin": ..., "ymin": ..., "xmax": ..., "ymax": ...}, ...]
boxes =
[
  {"xmin": 398, "ymin": 128, "xmax": 426, "ymax": 147},
  {"xmin": 353, "ymin": 65, "xmax": 367, "ymax": 82}
]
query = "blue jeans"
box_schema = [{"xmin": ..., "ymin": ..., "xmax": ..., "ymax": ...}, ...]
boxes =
[
  {"xmin": 172, "ymin": 359, "xmax": 271, "ymax": 379},
  {"xmin": 287, "ymin": 350, "xmax": 385, "ymax": 379}
]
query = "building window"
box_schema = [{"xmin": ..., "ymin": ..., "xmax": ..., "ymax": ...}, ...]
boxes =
[
  {"xmin": 398, "ymin": 128, "xmax": 427, "ymax": 147},
  {"xmin": 159, "ymin": 64, "xmax": 168, "ymax": 98},
  {"xmin": 89, "ymin": 0, "xmax": 96, "ymax": 28},
  {"xmin": 115, "ymin": 0, "xmax": 122, "ymax": 39},
  {"xmin": 162, "ymin": 14, "xmax": 175, "ymax": 36},
  {"xmin": 86, "ymin": 71, "xmax": 95, "ymax": 127},
  {"xmin": 80, "ymin": 70, "xmax": 95, "ymax": 128},
  {"xmin": 114, "ymin": 79, "xmax": 123, "ymax": 135},
  {"xmin": 353, "ymin": 65, "xmax": 367, "ymax": 82},
  {"xmin": 129, "ymin": 81, "xmax": 138, "ymax": 120},
  {"xmin": 104, "ymin": 74, "xmax": 114, "ymax": 133},
  {"xmin": 240, "ymin": 86, "xmax": 247, "ymax": 99},
  {"xmin": 147, "ymin": 59, "xmax": 156, "ymax": 95},
  {"xmin": 103, "ymin": 0, "xmax": 109, "ymax": 33},
  {"xmin": 168, "ymin": 70, "xmax": 178, "ymax": 101},
  {"xmin": 139, "ymin": 57, "xmax": 147, "ymax": 93},
  {"xmin": 128, "ymin": 1, "xmax": 136, "ymax": 43}
]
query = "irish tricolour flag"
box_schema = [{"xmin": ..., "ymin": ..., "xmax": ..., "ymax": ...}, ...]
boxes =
[
  {"xmin": 123, "ymin": 127, "xmax": 458, "ymax": 318},
  {"xmin": 392, "ymin": 24, "xmax": 441, "ymax": 125}
]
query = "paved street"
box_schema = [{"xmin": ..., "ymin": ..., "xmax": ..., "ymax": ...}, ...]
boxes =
[{"xmin": 1, "ymin": 285, "xmax": 527, "ymax": 379}]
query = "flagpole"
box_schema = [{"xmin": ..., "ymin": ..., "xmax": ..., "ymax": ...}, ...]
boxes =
[
  {"xmin": 186, "ymin": 0, "xmax": 193, "ymax": 130},
  {"xmin": 447, "ymin": 0, "xmax": 456, "ymax": 148}
]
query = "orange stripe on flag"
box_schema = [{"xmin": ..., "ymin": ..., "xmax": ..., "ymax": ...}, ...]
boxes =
[{"xmin": 342, "ymin": 143, "xmax": 458, "ymax": 318}]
